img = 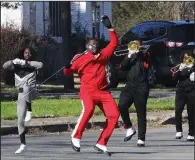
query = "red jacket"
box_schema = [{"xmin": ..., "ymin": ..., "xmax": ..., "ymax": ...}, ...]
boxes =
[{"xmin": 63, "ymin": 30, "xmax": 118, "ymax": 91}]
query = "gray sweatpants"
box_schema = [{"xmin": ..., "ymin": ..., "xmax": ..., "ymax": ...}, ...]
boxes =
[{"xmin": 17, "ymin": 86, "xmax": 34, "ymax": 135}]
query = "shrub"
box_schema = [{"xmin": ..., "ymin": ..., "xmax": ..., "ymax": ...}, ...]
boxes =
[
  {"xmin": 1, "ymin": 24, "xmax": 37, "ymax": 85},
  {"xmin": 0, "ymin": 24, "xmax": 61, "ymax": 84}
]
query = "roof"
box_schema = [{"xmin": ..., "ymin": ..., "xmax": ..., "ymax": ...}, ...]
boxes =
[
  {"xmin": 140, "ymin": 20, "xmax": 194, "ymax": 25},
  {"xmin": 171, "ymin": 20, "xmax": 194, "ymax": 24}
]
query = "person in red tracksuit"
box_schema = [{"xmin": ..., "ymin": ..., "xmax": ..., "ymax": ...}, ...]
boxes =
[{"xmin": 63, "ymin": 15, "xmax": 119, "ymax": 155}]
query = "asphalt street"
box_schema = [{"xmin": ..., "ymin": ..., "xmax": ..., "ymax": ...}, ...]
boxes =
[{"xmin": 1, "ymin": 126, "xmax": 194, "ymax": 160}]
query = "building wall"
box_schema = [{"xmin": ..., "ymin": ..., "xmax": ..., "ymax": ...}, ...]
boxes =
[
  {"xmin": 71, "ymin": 2, "xmax": 90, "ymax": 35},
  {"xmin": 1, "ymin": 2, "xmax": 112, "ymax": 40},
  {"xmin": 71, "ymin": 2, "xmax": 112, "ymax": 40},
  {"xmin": 99, "ymin": 2, "xmax": 112, "ymax": 40},
  {"xmin": 35, "ymin": 2, "xmax": 44, "ymax": 35},
  {"xmin": 22, "ymin": 2, "xmax": 30, "ymax": 31}
]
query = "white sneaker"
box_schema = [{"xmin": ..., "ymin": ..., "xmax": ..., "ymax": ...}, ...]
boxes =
[
  {"xmin": 187, "ymin": 135, "xmax": 194, "ymax": 141},
  {"xmin": 124, "ymin": 127, "xmax": 136, "ymax": 142},
  {"xmin": 15, "ymin": 144, "xmax": 27, "ymax": 154},
  {"xmin": 71, "ymin": 138, "xmax": 80, "ymax": 148},
  {"xmin": 175, "ymin": 132, "xmax": 183, "ymax": 139},
  {"xmin": 94, "ymin": 144, "xmax": 111, "ymax": 156},
  {"xmin": 25, "ymin": 111, "xmax": 32, "ymax": 122},
  {"xmin": 95, "ymin": 144, "xmax": 107, "ymax": 152},
  {"xmin": 137, "ymin": 139, "xmax": 145, "ymax": 147}
]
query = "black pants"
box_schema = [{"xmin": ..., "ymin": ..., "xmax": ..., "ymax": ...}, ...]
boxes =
[
  {"xmin": 118, "ymin": 84, "xmax": 149, "ymax": 141},
  {"xmin": 175, "ymin": 88, "xmax": 195, "ymax": 136}
]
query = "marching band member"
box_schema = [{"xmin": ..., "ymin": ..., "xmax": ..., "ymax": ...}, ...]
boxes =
[
  {"xmin": 172, "ymin": 51, "xmax": 195, "ymax": 141},
  {"xmin": 118, "ymin": 40, "xmax": 151, "ymax": 147},
  {"xmin": 63, "ymin": 15, "xmax": 119, "ymax": 156},
  {"xmin": 2, "ymin": 47, "xmax": 43, "ymax": 153}
]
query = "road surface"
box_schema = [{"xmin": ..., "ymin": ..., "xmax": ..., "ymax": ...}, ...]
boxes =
[{"xmin": 1, "ymin": 126, "xmax": 194, "ymax": 160}]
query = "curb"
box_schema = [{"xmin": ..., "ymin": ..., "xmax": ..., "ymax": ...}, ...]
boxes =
[
  {"xmin": 1, "ymin": 121, "xmax": 123, "ymax": 136},
  {"xmin": 1, "ymin": 114, "xmax": 188, "ymax": 136}
]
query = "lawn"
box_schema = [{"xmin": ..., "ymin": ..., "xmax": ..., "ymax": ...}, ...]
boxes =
[{"xmin": 1, "ymin": 98, "xmax": 175, "ymax": 120}]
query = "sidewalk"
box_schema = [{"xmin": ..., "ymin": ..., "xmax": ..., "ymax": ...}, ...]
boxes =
[{"xmin": 1, "ymin": 110, "xmax": 187, "ymax": 136}]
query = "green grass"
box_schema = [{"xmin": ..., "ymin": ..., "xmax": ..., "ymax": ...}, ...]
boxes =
[{"xmin": 1, "ymin": 98, "xmax": 175, "ymax": 120}]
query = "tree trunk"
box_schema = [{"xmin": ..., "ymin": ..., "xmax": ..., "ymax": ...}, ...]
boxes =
[{"xmin": 60, "ymin": 1, "xmax": 74, "ymax": 90}]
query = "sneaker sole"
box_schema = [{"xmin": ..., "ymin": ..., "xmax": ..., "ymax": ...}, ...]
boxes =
[
  {"xmin": 71, "ymin": 141, "xmax": 80, "ymax": 152},
  {"xmin": 94, "ymin": 146, "xmax": 111, "ymax": 156},
  {"xmin": 175, "ymin": 136, "xmax": 183, "ymax": 139},
  {"xmin": 15, "ymin": 148, "xmax": 27, "ymax": 154},
  {"xmin": 137, "ymin": 143, "xmax": 145, "ymax": 147},
  {"xmin": 124, "ymin": 131, "xmax": 136, "ymax": 142}
]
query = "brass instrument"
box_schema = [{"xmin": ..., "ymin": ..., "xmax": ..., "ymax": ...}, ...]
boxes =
[
  {"xmin": 183, "ymin": 56, "xmax": 194, "ymax": 66},
  {"xmin": 114, "ymin": 40, "xmax": 150, "ymax": 56},
  {"xmin": 170, "ymin": 56, "xmax": 195, "ymax": 73}
]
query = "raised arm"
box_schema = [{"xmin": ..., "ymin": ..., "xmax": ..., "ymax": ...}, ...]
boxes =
[
  {"xmin": 99, "ymin": 30, "xmax": 118, "ymax": 61},
  {"xmin": 172, "ymin": 64, "xmax": 194, "ymax": 81},
  {"xmin": 120, "ymin": 51, "xmax": 150, "ymax": 71},
  {"xmin": 96, "ymin": 15, "xmax": 118, "ymax": 61}
]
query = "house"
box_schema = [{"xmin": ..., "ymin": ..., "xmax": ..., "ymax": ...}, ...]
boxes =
[{"xmin": 1, "ymin": 2, "xmax": 112, "ymax": 41}]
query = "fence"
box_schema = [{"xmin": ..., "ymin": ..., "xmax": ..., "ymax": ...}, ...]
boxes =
[{"xmin": 1, "ymin": 26, "xmax": 109, "ymax": 86}]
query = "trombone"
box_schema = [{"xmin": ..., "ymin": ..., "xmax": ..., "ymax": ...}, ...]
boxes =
[
  {"xmin": 170, "ymin": 56, "xmax": 194, "ymax": 73},
  {"xmin": 114, "ymin": 40, "xmax": 150, "ymax": 56}
]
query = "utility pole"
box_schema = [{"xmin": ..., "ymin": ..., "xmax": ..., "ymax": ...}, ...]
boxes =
[
  {"xmin": 60, "ymin": 1, "xmax": 74, "ymax": 90},
  {"xmin": 96, "ymin": 5, "xmax": 100, "ymax": 40},
  {"xmin": 92, "ymin": 2, "xmax": 96, "ymax": 38}
]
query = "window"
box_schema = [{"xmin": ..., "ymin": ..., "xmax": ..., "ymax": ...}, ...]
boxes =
[
  {"xmin": 169, "ymin": 24, "xmax": 194, "ymax": 42},
  {"xmin": 137, "ymin": 25, "xmax": 156, "ymax": 41},
  {"xmin": 131, "ymin": 26, "xmax": 140, "ymax": 35},
  {"xmin": 49, "ymin": 2, "xmax": 61, "ymax": 36},
  {"xmin": 156, "ymin": 26, "xmax": 167, "ymax": 37},
  {"xmin": 121, "ymin": 27, "xmax": 140, "ymax": 45}
]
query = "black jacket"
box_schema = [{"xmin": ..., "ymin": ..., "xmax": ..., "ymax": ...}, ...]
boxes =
[
  {"xmin": 120, "ymin": 51, "xmax": 149, "ymax": 87},
  {"xmin": 173, "ymin": 64, "xmax": 195, "ymax": 92}
]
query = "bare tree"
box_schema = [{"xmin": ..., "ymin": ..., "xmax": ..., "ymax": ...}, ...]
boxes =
[
  {"xmin": 113, "ymin": 2, "xmax": 195, "ymax": 37},
  {"xmin": 1, "ymin": 2, "xmax": 21, "ymax": 9}
]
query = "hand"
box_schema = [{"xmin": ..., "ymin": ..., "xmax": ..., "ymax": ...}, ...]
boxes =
[
  {"xmin": 128, "ymin": 53, "xmax": 132, "ymax": 58},
  {"xmin": 64, "ymin": 63, "xmax": 72, "ymax": 69},
  {"xmin": 127, "ymin": 50, "xmax": 135, "ymax": 58},
  {"xmin": 12, "ymin": 58, "xmax": 26, "ymax": 65},
  {"xmin": 101, "ymin": 15, "xmax": 112, "ymax": 29},
  {"xmin": 179, "ymin": 63, "xmax": 186, "ymax": 71}
]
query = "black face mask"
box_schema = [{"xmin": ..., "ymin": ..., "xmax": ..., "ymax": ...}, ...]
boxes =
[{"xmin": 86, "ymin": 44, "xmax": 99, "ymax": 55}]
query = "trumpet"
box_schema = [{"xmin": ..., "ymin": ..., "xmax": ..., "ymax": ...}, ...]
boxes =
[
  {"xmin": 170, "ymin": 56, "xmax": 194, "ymax": 73},
  {"xmin": 114, "ymin": 40, "xmax": 150, "ymax": 56}
]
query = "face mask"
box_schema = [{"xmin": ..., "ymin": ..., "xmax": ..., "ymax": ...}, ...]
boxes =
[{"xmin": 86, "ymin": 44, "xmax": 99, "ymax": 54}]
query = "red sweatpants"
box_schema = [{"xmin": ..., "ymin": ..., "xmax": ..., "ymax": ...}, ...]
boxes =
[{"xmin": 71, "ymin": 89, "xmax": 119, "ymax": 145}]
